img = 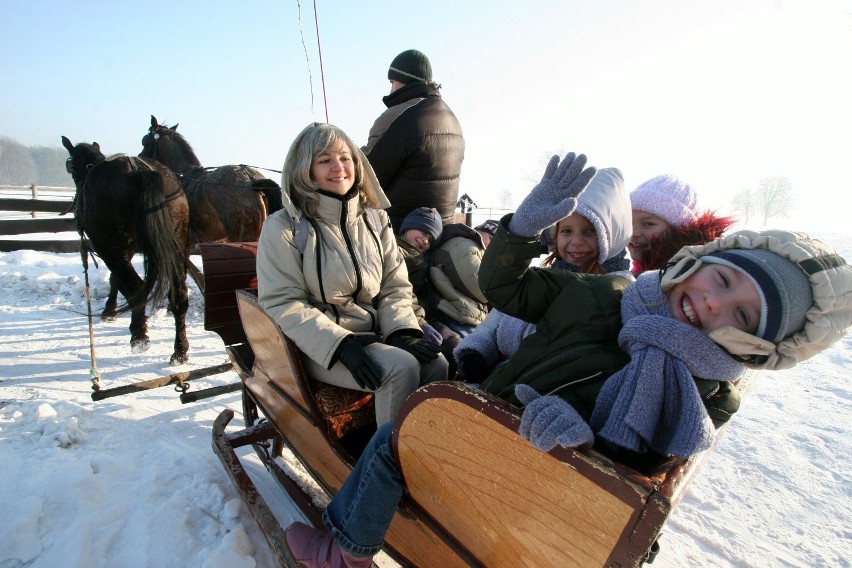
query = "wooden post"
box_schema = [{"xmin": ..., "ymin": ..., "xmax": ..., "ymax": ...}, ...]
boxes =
[{"xmin": 30, "ymin": 184, "xmax": 38, "ymax": 217}]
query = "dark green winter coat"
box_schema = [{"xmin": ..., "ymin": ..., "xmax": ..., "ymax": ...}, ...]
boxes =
[
  {"xmin": 479, "ymin": 214, "xmax": 740, "ymax": 427},
  {"xmin": 478, "ymin": 230, "xmax": 630, "ymax": 420}
]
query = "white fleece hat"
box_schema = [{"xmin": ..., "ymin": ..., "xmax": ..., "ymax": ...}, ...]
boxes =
[
  {"xmin": 630, "ymin": 174, "xmax": 698, "ymax": 227},
  {"xmin": 573, "ymin": 167, "xmax": 632, "ymax": 263}
]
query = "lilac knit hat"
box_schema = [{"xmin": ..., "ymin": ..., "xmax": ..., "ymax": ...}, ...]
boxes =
[{"xmin": 630, "ymin": 174, "xmax": 698, "ymax": 227}]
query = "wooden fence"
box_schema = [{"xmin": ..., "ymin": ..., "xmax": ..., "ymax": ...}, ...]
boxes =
[
  {"xmin": 1, "ymin": 184, "xmax": 510, "ymax": 254},
  {"xmin": 0, "ymin": 185, "xmax": 79, "ymax": 253}
]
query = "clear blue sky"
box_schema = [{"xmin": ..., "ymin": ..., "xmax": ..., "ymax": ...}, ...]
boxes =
[{"xmin": 2, "ymin": 0, "xmax": 850, "ymax": 231}]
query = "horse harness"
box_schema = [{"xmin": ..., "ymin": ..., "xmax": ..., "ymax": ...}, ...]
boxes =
[{"xmin": 68, "ymin": 154, "xmax": 183, "ymax": 254}]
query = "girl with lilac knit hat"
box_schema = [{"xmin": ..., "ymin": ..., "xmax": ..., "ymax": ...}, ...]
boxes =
[{"xmin": 629, "ymin": 174, "xmax": 735, "ymax": 274}]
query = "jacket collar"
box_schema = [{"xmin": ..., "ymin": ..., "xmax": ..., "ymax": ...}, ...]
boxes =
[
  {"xmin": 315, "ymin": 188, "xmax": 362, "ymax": 224},
  {"xmin": 383, "ymin": 82, "xmax": 440, "ymax": 108}
]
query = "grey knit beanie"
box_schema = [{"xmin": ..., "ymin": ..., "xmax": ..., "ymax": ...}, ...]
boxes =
[
  {"xmin": 702, "ymin": 249, "xmax": 813, "ymax": 343},
  {"xmin": 388, "ymin": 49, "xmax": 432, "ymax": 84},
  {"xmin": 400, "ymin": 207, "xmax": 443, "ymax": 241},
  {"xmin": 630, "ymin": 174, "xmax": 697, "ymax": 227}
]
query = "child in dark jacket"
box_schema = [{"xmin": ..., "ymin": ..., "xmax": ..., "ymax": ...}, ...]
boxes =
[
  {"xmin": 281, "ymin": 153, "xmax": 852, "ymax": 568},
  {"xmin": 397, "ymin": 206, "xmax": 489, "ymax": 374}
]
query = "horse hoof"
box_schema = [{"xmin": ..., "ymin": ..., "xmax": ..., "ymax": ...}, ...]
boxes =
[
  {"xmin": 170, "ymin": 353, "xmax": 189, "ymax": 366},
  {"xmin": 101, "ymin": 314, "xmax": 117, "ymax": 323},
  {"xmin": 131, "ymin": 338, "xmax": 150, "ymax": 354}
]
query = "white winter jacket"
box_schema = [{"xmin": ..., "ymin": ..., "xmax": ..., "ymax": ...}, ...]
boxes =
[{"xmin": 257, "ymin": 188, "xmax": 420, "ymax": 370}]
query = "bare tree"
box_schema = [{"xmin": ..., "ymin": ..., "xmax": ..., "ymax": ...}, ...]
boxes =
[
  {"xmin": 497, "ymin": 189, "xmax": 513, "ymax": 209},
  {"xmin": 0, "ymin": 137, "xmax": 72, "ymax": 186},
  {"xmin": 755, "ymin": 176, "xmax": 794, "ymax": 225},
  {"xmin": 0, "ymin": 137, "xmax": 36, "ymax": 185},
  {"xmin": 731, "ymin": 188, "xmax": 757, "ymax": 224}
]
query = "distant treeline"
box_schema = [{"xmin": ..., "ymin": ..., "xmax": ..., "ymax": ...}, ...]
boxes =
[{"xmin": 0, "ymin": 137, "xmax": 74, "ymax": 186}]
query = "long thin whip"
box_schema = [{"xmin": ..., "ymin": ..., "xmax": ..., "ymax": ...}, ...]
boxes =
[
  {"xmin": 80, "ymin": 239, "xmax": 101, "ymax": 391},
  {"xmin": 312, "ymin": 0, "xmax": 330, "ymax": 123}
]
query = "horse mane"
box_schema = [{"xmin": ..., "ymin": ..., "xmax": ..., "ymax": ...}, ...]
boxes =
[{"xmin": 163, "ymin": 124, "xmax": 202, "ymax": 169}]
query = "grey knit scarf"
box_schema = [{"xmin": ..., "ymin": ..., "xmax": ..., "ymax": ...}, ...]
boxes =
[{"xmin": 589, "ymin": 272, "xmax": 745, "ymax": 457}]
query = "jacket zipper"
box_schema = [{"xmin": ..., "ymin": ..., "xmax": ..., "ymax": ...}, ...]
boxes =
[{"xmin": 514, "ymin": 343, "xmax": 606, "ymax": 391}]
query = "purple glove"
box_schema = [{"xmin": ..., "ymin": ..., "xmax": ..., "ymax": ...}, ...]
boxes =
[
  {"xmin": 421, "ymin": 323, "xmax": 443, "ymax": 346},
  {"xmin": 508, "ymin": 152, "xmax": 596, "ymax": 237},
  {"xmin": 515, "ymin": 384, "xmax": 594, "ymax": 451}
]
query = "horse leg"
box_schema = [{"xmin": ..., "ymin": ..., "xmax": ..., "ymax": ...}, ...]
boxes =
[
  {"xmin": 101, "ymin": 274, "xmax": 119, "ymax": 321},
  {"xmin": 107, "ymin": 260, "xmax": 150, "ymax": 353},
  {"xmin": 168, "ymin": 274, "xmax": 190, "ymax": 365}
]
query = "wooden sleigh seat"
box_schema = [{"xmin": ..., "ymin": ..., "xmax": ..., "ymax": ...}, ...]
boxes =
[{"xmin": 200, "ymin": 241, "xmax": 748, "ymax": 567}]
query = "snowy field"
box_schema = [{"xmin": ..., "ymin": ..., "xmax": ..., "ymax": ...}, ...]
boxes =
[{"xmin": 1, "ymin": 233, "xmax": 851, "ymax": 567}]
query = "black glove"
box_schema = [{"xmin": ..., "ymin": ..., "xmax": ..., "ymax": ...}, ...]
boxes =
[
  {"xmin": 386, "ymin": 332, "xmax": 442, "ymax": 363},
  {"xmin": 456, "ymin": 351, "xmax": 490, "ymax": 383},
  {"xmin": 335, "ymin": 337, "xmax": 383, "ymax": 390}
]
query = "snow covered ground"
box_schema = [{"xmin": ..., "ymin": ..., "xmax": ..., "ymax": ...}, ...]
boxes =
[{"xmin": 1, "ymin": 233, "xmax": 850, "ymax": 567}]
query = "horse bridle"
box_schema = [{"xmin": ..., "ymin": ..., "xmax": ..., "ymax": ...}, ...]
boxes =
[{"xmin": 66, "ymin": 157, "xmax": 97, "ymax": 185}]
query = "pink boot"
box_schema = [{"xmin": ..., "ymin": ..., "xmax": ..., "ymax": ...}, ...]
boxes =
[{"xmin": 284, "ymin": 521, "xmax": 374, "ymax": 568}]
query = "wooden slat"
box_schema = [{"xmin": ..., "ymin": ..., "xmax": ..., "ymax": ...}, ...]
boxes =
[
  {"xmin": 0, "ymin": 239, "xmax": 80, "ymax": 253},
  {"xmin": 0, "ymin": 217, "xmax": 76, "ymax": 235},
  {"xmin": 0, "ymin": 198, "xmax": 73, "ymax": 213}
]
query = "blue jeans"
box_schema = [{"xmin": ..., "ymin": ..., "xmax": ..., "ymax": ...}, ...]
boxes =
[{"xmin": 322, "ymin": 423, "xmax": 403, "ymax": 557}]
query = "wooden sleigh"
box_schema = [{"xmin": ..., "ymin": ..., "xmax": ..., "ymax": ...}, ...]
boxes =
[{"xmin": 201, "ymin": 241, "xmax": 744, "ymax": 567}]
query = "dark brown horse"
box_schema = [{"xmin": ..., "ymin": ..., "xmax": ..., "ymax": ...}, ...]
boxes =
[
  {"xmin": 140, "ymin": 116, "xmax": 282, "ymax": 247},
  {"xmin": 62, "ymin": 136, "xmax": 191, "ymax": 365}
]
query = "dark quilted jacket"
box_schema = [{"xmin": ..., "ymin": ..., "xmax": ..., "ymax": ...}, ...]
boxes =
[{"xmin": 365, "ymin": 83, "xmax": 464, "ymax": 230}]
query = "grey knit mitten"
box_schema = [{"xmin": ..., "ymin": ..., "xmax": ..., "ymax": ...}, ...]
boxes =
[
  {"xmin": 515, "ymin": 384, "xmax": 594, "ymax": 451},
  {"xmin": 420, "ymin": 323, "xmax": 443, "ymax": 346},
  {"xmin": 508, "ymin": 153, "xmax": 596, "ymax": 237}
]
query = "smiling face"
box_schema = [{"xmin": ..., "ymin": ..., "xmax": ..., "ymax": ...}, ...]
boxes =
[
  {"xmin": 629, "ymin": 210, "xmax": 674, "ymax": 260},
  {"xmin": 667, "ymin": 263, "xmax": 761, "ymax": 335},
  {"xmin": 555, "ymin": 213, "xmax": 599, "ymax": 267},
  {"xmin": 402, "ymin": 228, "xmax": 433, "ymax": 252},
  {"xmin": 310, "ymin": 140, "xmax": 355, "ymax": 195}
]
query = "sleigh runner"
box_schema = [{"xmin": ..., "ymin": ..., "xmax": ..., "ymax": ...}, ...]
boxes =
[{"xmin": 201, "ymin": 241, "xmax": 750, "ymax": 567}]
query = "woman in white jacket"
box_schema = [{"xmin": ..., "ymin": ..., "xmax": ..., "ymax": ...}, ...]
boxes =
[{"xmin": 257, "ymin": 123, "xmax": 447, "ymax": 425}]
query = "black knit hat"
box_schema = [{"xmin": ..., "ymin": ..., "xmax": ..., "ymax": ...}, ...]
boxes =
[
  {"xmin": 474, "ymin": 220, "xmax": 499, "ymax": 237},
  {"xmin": 400, "ymin": 207, "xmax": 443, "ymax": 241},
  {"xmin": 388, "ymin": 49, "xmax": 432, "ymax": 84}
]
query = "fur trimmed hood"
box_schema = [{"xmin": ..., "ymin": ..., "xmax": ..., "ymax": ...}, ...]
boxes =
[{"xmin": 660, "ymin": 229, "xmax": 852, "ymax": 370}]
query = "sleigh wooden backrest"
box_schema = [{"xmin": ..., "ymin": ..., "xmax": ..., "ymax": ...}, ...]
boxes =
[
  {"xmin": 235, "ymin": 289, "xmax": 323, "ymax": 423},
  {"xmin": 394, "ymin": 382, "xmax": 695, "ymax": 567},
  {"xmin": 198, "ymin": 242, "xmax": 259, "ymax": 347}
]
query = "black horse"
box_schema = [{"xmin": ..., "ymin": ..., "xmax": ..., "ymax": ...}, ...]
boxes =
[
  {"xmin": 61, "ymin": 136, "xmax": 191, "ymax": 365},
  {"xmin": 140, "ymin": 116, "xmax": 282, "ymax": 247}
]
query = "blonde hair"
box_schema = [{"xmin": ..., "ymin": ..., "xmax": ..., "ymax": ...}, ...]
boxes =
[{"xmin": 283, "ymin": 122, "xmax": 382, "ymax": 218}]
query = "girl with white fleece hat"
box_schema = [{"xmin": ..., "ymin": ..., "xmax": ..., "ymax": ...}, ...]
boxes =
[{"xmin": 453, "ymin": 166, "xmax": 632, "ymax": 384}]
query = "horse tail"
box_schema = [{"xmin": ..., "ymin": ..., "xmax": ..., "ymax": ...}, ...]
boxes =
[
  {"xmin": 131, "ymin": 170, "xmax": 186, "ymax": 311},
  {"xmin": 252, "ymin": 178, "xmax": 284, "ymax": 215}
]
